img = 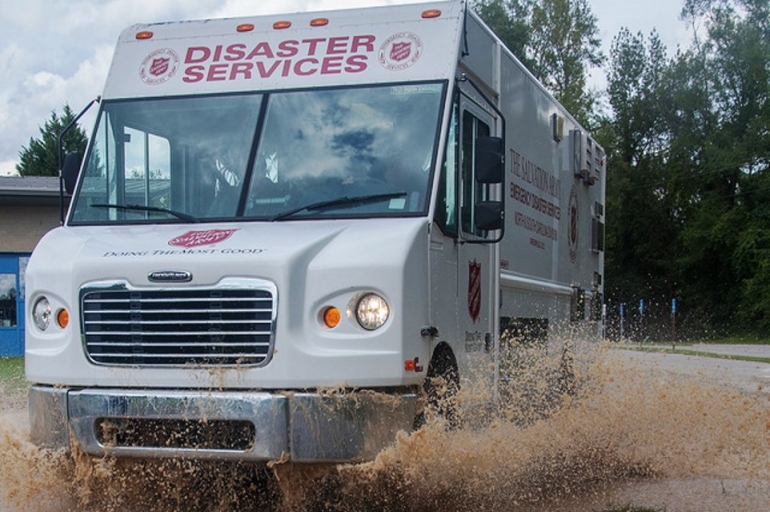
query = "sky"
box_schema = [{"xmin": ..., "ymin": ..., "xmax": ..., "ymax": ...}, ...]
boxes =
[{"xmin": 0, "ymin": 0, "xmax": 692, "ymax": 176}]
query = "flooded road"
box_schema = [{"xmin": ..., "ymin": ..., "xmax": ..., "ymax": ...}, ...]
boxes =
[{"xmin": 1, "ymin": 345, "xmax": 768, "ymax": 511}]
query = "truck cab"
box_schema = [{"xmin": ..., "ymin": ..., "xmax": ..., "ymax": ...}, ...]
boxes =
[{"xmin": 26, "ymin": 1, "xmax": 603, "ymax": 463}]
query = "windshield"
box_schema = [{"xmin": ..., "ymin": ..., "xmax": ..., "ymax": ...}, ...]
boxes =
[{"xmin": 69, "ymin": 82, "xmax": 445, "ymax": 225}]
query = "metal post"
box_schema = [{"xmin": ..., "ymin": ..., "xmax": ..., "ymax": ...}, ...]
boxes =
[
  {"xmin": 671, "ymin": 298, "xmax": 677, "ymax": 350},
  {"xmin": 619, "ymin": 303, "xmax": 625, "ymax": 342}
]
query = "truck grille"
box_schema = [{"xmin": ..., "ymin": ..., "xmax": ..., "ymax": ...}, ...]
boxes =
[{"xmin": 81, "ymin": 280, "xmax": 276, "ymax": 367}]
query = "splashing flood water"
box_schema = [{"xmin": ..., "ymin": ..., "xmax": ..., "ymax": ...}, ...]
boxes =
[{"xmin": 1, "ymin": 345, "xmax": 768, "ymax": 512}]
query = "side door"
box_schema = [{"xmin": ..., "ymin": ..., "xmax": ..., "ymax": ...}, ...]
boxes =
[{"xmin": 456, "ymin": 92, "xmax": 504, "ymax": 393}]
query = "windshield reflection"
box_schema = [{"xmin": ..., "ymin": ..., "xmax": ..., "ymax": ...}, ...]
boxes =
[{"xmin": 70, "ymin": 83, "xmax": 445, "ymax": 225}]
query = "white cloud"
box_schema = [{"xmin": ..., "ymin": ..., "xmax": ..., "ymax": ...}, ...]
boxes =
[{"xmin": 0, "ymin": 160, "xmax": 19, "ymax": 177}]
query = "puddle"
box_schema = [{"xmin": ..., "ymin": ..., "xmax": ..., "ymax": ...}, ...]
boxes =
[{"xmin": 1, "ymin": 345, "xmax": 768, "ymax": 511}]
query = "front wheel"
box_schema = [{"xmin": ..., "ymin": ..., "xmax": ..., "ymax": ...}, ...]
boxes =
[{"xmin": 414, "ymin": 344, "xmax": 460, "ymax": 430}]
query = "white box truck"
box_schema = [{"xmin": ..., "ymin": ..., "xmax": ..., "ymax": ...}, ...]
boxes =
[{"xmin": 26, "ymin": 0, "xmax": 605, "ymax": 463}]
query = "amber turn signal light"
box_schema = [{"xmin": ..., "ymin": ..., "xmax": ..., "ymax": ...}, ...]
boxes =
[
  {"xmin": 323, "ymin": 307, "xmax": 341, "ymax": 328},
  {"xmin": 56, "ymin": 309, "xmax": 69, "ymax": 329}
]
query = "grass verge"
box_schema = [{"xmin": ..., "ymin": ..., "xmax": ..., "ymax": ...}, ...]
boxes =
[
  {"xmin": 609, "ymin": 344, "xmax": 770, "ymax": 364},
  {"xmin": 0, "ymin": 356, "xmax": 26, "ymax": 394}
]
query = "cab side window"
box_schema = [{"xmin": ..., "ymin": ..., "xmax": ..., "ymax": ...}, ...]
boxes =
[
  {"xmin": 461, "ymin": 111, "xmax": 490, "ymax": 237},
  {"xmin": 435, "ymin": 104, "xmax": 458, "ymax": 237}
]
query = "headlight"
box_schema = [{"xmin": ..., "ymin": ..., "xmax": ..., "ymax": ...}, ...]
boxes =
[
  {"xmin": 355, "ymin": 293, "xmax": 390, "ymax": 330},
  {"xmin": 33, "ymin": 297, "xmax": 52, "ymax": 331}
]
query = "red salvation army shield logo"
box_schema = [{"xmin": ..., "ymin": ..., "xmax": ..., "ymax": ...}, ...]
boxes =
[
  {"xmin": 468, "ymin": 259, "xmax": 482, "ymax": 323},
  {"xmin": 169, "ymin": 229, "xmax": 238, "ymax": 248},
  {"xmin": 151, "ymin": 57, "xmax": 170, "ymax": 76},
  {"xmin": 379, "ymin": 32, "xmax": 423, "ymax": 71},
  {"xmin": 390, "ymin": 42, "xmax": 412, "ymax": 62},
  {"xmin": 140, "ymin": 48, "xmax": 180, "ymax": 85}
]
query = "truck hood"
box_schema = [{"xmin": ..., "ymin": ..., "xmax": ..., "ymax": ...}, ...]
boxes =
[
  {"xmin": 31, "ymin": 219, "xmax": 426, "ymax": 288},
  {"xmin": 26, "ymin": 217, "xmax": 432, "ymax": 389}
]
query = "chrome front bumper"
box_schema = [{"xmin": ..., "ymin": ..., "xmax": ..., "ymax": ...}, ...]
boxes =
[{"xmin": 29, "ymin": 386, "xmax": 417, "ymax": 463}]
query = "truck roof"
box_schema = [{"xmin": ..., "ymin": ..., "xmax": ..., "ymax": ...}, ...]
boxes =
[{"xmin": 104, "ymin": 1, "xmax": 464, "ymax": 99}]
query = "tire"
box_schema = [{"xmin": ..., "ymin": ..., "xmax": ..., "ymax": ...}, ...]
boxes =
[{"xmin": 414, "ymin": 344, "xmax": 460, "ymax": 429}]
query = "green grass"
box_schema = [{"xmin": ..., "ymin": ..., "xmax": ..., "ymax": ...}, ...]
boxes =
[
  {"xmin": 612, "ymin": 343, "xmax": 770, "ymax": 364},
  {"xmin": 0, "ymin": 357, "xmax": 26, "ymax": 394},
  {"xmin": 701, "ymin": 334, "xmax": 770, "ymax": 345}
]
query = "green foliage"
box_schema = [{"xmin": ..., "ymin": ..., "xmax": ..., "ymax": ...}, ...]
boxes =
[
  {"xmin": 472, "ymin": 0, "xmax": 604, "ymax": 125},
  {"xmin": 472, "ymin": 0, "xmax": 532, "ymax": 63},
  {"xmin": 602, "ymin": 0, "xmax": 770, "ymax": 337},
  {"xmin": 16, "ymin": 105, "xmax": 88, "ymax": 176},
  {"xmin": 528, "ymin": 0, "xmax": 604, "ymax": 123}
]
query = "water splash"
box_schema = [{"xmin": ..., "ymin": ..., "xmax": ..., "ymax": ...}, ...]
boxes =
[{"xmin": 1, "ymin": 345, "xmax": 767, "ymax": 512}]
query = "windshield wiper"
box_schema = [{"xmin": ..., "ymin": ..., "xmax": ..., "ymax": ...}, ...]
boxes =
[
  {"xmin": 91, "ymin": 203, "xmax": 201, "ymax": 223},
  {"xmin": 270, "ymin": 192, "xmax": 408, "ymax": 221}
]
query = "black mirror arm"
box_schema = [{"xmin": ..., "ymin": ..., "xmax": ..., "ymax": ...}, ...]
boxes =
[{"xmin": 58, "ymin": 96, "xmax": 101, "ymax": 224}]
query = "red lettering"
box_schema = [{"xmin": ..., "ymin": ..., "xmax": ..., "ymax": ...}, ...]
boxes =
[
  {"xmin": 345, "ymin": 55, "xmax": 368, "ymax": 73},
  {"xmin": 351, "ymin": 35, "xmax": 375, "ymax": 53},
  {"xmin": 256, "ymin": 60, "xmax": 282, "ymax": 78},
  {"xmin": 246, "ymin": 42, "xmax": 274, "ymax": 59},
  {"xmin": 230, "ymin": 62, "xmax": 253, "ymax": 80},
  {"xmin": 212, "ymin": 45, "xmax": 223, "ymax": 62},
  {"xmin": 320, "ymin": 56, "xmax": 343, "ymax": 74},
  {"xmin": 277, "ymin": 40, "xmax": 299, "ymax": 57},
  {"xmin": 302, "ymin": 38, "xmax": 325, "ymax": 56},
  {"xmin": 327, "ymin": 36, "xmax": 349, "ymax": 54},
  {"xmin": 294, "ymin": 58, "xmax": 318, "ymax": 76},
  {"xmin": 225, "ymin": 44, "xmax": 246, "ymax": 61},
  {"xmin": 182, "ymin": 65, "xmax": 205, "ymax": 82},
  {"xmin": 185, "ymin": 47, "xmax": 210, "ymax": 64},
  {"xmin": 207, "ymin": 64, "xmax": 228, "ymax": 81},
  {"xmin": 179, "ymin": 35, "xmax": 377, "ymax": 83}
]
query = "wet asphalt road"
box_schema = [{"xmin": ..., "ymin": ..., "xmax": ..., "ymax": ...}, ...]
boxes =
[{"xmin": 611, "ymin": 343, "xmax": 770, "ymax": 395}]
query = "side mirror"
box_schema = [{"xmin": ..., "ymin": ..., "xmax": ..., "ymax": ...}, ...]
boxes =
[
  {"xmin": 475, "ymin": 136, "xmax": 504, "ymax": 184},
  {"xmin": 475, "ymin": 201, "xmax": 504, "ymax": 231},
  {"xmin": 62, "ymin": 151, "xmax": 82, "ymax": 195}
]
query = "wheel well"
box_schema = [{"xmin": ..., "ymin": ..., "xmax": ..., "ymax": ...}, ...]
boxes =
[{"xmin": 427, "ymin": 342, "xmax": 459, "ymax": 384}]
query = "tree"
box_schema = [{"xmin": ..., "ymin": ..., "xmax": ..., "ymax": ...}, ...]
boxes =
[
  {"xmin": 601, "ymin": 0, "xmax": 770, "ymax": 337},
  {"xmin": 528, "ymin": 0, "xmax": 604, "ymax": 122},
  {"xmin": 602, "ymin": 29, "xmax": 681, "ymax": 318},
  {"xmin": 472, "ymin": 0, "xmax": 533, "ymax": 65},
  {"xmin": 472, "ymin": 0, "xmax": 604, "ymax": 125},
  {"xmin": 16, "ymin": 105, "xmax": 88, "ymax": 177}
]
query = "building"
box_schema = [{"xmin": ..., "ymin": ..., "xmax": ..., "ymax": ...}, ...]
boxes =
[{"xmin": 0, "ymin": 176, "xmax": 66, "ymax": 356}]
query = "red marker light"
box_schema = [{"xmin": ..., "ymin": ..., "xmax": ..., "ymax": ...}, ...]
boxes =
[
  {"xmin": 236, "ymin": 23, "xmax": 255, "ymax": 33},
  {"xmin": 405, "ymin": 357, "xmax": 424, "ymax": 372},
  {"xmin": 135, "ymin": 31, "xmax": 154, "ymax": 40},
  {"xmin": 273, "ymin": 21, "xmax": 291, "ymax": 30},
  {"xmin": 310, "ymin": 18, "xmax": 329, "ymax": 27},
  {"xmin": 421, "ymin": 9, "xmax": 442, "ymax": 19}
]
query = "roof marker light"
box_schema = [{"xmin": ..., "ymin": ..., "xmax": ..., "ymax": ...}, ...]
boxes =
[
  {"xmin": 310, "ymin": 18, "xmax": 329, "ymax": 27},
  {"xmin": 421, "ymin": 9, "xmax": 442, "ymax": 18},
  {"xmin": 273, "ymin": 20, "xmax": 292, "ymax": 30},
  {"xmin": 236, "ymin": 23, "xmax": 255, "ymax": 33},
  {"xmin": 135, "ymin": 31, "xmax": 154, "ymax": 40}
]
